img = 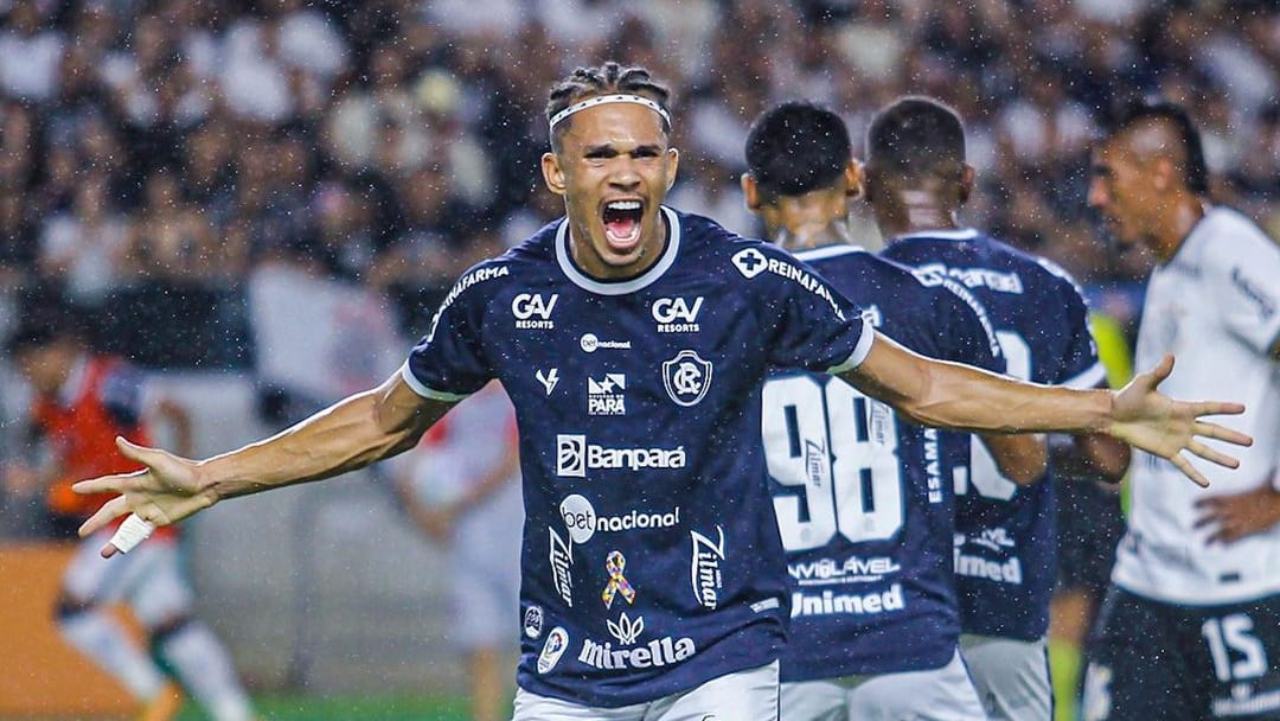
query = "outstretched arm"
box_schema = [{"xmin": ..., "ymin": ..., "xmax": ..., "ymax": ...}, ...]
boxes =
[
  {"xmin": 840, "ymin": 332, "xmax": 1250, "ymax": 487},
  {"xmin": 74, "ymin": 372, "xmax": 453, "ymax": 552}
]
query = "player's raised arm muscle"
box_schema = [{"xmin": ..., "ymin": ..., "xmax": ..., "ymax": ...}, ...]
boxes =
[
  {"xmin": 840, "ymin": 331, "xmax": 1251, "ymax": 487},
  {"xmin": 73, "ymin": 371, "xmax": 453, "ymax": 547}
]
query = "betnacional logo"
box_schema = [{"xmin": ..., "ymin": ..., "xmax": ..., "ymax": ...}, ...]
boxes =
[
  {"xmin": 560, "ymin": 494, "xmax": 682, "ymax": 546},
  {"xmin": 580, "ymin": 333, "xmax": 631, "ymax": 353}
]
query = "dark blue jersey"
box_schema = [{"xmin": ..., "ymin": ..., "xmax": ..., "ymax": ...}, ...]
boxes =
[
  {"xmin": 882, "ymin": 228, "xmax": 1103, "ymax": 641},
  {"xmin": 766, "ymin": 245, "xmax": 1004, "ymax": 680},
  {"xmin": 404, "ymin": 208, "xmax": 870, "ymax": 707}
]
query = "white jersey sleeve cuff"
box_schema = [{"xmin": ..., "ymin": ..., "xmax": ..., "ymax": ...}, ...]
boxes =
[
  {"xmin": 828, "ymin": 319, "xmax": 876, "ymax": 374},
  {"xmin": 1060, "ymin": 361, "xmax": 1107, "ymax": 390},
  {"xmin": 398, "ymin": 361, "xmax": 472, "ymax": 402}
]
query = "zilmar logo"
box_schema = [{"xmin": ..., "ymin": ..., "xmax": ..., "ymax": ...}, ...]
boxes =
[
  {"xmin": 555, "ymin": 435, "xmax": 687, "ymax": 477},
  {"xmin": 549, "ymin": 529, "xmax": 574, "ymax": 606},
  {"xmin": 691, "ymin": 526, "xmax": 726, "ymax": 610}
]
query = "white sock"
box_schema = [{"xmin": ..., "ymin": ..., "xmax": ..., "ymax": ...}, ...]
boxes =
[
  {"xmin": 58, "ymin": 610, "xmax": 167, "ymax": 700},
  {"xmin": 156, "ymin": 621, "xmax": 254, "ymax": 721}
]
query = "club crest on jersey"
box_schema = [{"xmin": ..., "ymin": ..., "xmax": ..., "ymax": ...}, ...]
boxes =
[
  {"xmin": 537, "ymin": 627, "xmax": 569, "ymax": 674},
  {"xmin": 732, "ymin": 248, "xmax": 768, "ymax": 279},
  {"xmin": 662, "ymin": 350, "xmax": 713, "ymax": 407},
  {"xmin": 523, "ymin": 605, "xmax": 544, "ymax": 639},
  {"xmin": 511, "ymin": 293, "xmax": 558, "ymax": 329}
]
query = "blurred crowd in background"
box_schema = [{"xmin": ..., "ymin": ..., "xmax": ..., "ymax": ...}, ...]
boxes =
[{"xmin": 0, "ymin": 0, "xmax": 1278, "ymax": 364}]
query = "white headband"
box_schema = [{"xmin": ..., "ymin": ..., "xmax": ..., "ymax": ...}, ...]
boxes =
[{"xmin": 549, "ymin": 94, "xmax": 672, "ymax": 132}]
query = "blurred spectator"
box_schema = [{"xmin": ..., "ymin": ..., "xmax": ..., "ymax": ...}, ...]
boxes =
[{"xmin": 0, "ymin": 0, "xmax": 1273, "ymax": 356}]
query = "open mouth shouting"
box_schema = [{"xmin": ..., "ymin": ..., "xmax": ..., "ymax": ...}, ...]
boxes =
[{"xmin": 602, "ymin": 199, "xmax": 645, "ymax": 253}]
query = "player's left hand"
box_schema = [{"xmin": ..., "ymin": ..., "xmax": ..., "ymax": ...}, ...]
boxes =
[
  {"xmin": 1108, "ymin": 355, "xmax": 1251, "ymax": 488},
  {"xmin": 1194, "ymin": 480, "xmax": 1280, "ymax": 544}
]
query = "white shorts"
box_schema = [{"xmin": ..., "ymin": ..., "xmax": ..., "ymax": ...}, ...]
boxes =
[
  {"xmin": 511, "ymin": 660, "xmax": 780, "ymax": 721},
  {"xmin": 960, "ymin": 634, "xmax": 1051, "ymax": 721},
  {"xmin": 61, "ymin": 529, "xmax": 194, "ymax": 628},
  {"xmin": 779, "ymin": 649, "xmax": 985, "ymax": 721}
]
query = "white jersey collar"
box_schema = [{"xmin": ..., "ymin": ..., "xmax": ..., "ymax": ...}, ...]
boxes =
[
  {"xmin": 893, "ymin": 227, "xmax": 980, "ymax": 242},
  {"xmin": 555, "ymin": 206, "xmax": 681, "ymax": 296}
]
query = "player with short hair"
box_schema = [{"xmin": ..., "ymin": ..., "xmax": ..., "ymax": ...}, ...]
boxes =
[
  {"xmin": 869, "ymin": 95, "xmax": 1132, "ymax": 721},
  {"xmin": 742, "ymin": 100, "xmax": 1044, "ymax": 720},
  {"xmin": 1082, "ymin": 100, "xmax": 1280, "ymax": 721},
  {"xmin": 6, "ymin": 316, "xmax": 256, "ymax": 721},
  {"xmin": 76, "ymin": 63, "xmax": 1248, "ymax": 721}
]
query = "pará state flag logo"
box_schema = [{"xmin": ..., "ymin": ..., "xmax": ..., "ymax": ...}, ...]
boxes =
[{"xmin": 662, "ymin": 349, "xmax": 713, "ymax": 407}]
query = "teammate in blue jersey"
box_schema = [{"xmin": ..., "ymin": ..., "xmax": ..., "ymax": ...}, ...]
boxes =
[
  {"xmin": 73, "ymin": 65, "xmax": 1249, "ymax": 721},
  {"xmin": 870, "ymin": 96, "xmax": 1132, "ymax": 721},
  {"xmin": 742, "ymin": 101, "xmax": 1047, "ymax": 720}
]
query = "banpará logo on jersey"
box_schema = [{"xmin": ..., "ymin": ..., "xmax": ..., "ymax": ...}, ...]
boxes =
[
  {"xmin": 549, "ymin": 529, "xmax": 574, "ymax": 607},
  {"xmin": 511, "ymin": 293, "xmax": 558, "ymax": 329},
  {"xmin": 606, "ymin": 612, "xmax": 644, "ymax": 645},
  {"xmin": 732, "ymin": 248, "xmax": 768, "ymax": 279},
  {"xmin": 662, "ymin": 350, "xmax": 713, "ymax": 407},
  {"xmin": 578, "ymin": 634, "xmax": 696, "ymax": 671},
  {"xmin": 691, "ymin": 526, "xmax": 726, "ymax": 610},
  {"xmin": 788, "ymin": 555, "xmax": 902, "ymax": 585},
  {"xmin": 555, "ymin": 435, "xmax": 687, "ymax": 477},
  {"xmin": 559, "ymin": 493, "xmax": 682, "ymax": 545},
  {"xmin": 537, "ymin": 626, "xmax": 569, "ymax": 674},
  {"xmin": 792, "ymin": 584, "xmax": 905, "ymax": 618},
  {"xmin": 652, "ymin": 297, "xmax": 704, "ymax": 332},
  {"xmin": 601, "ymin": 550, "xmax": 637, "ymax": 609},
  {"xmin": 580, "ymin": 333, "xmax": 632, "ymax": 353},
  {"xmin": 523, "ymin": 605, "xmax": 544, "ymax": 639},
  {"xmin": 588, "ymin": 373, "xmax": 626, "ymax": 415}
]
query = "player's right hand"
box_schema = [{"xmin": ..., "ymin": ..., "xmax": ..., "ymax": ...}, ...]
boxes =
[{"xmin": 72, "ymin": 436, "xmax": 216, "ymax": 558}]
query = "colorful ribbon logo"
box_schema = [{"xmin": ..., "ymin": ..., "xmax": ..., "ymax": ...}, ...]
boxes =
[{"xmin": 601, "ymin": 550, "xmax": 636, "ymax": 608}]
